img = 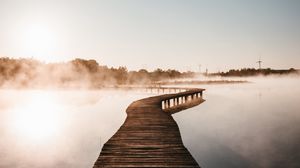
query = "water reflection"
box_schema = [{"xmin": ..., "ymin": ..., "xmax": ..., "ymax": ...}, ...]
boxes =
[
  {"xmin": 9, "ymin": 91, "xmax": 64, "ymax": 142},
  {"xmin": 0, "ymin": 90, "xmax": 151, "ymax": 168}
]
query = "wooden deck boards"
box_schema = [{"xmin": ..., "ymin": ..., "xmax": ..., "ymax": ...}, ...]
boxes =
[{"xmin": 93, "ymin": 89, "xmax": 204, "ymax": 168}]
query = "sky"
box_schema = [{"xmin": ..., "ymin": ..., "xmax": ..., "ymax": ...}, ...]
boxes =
[{"xmin": 0, "ymin": 0, "xmax": 299, "ymax": 72}]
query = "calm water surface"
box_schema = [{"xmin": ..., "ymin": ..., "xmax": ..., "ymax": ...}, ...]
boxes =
[
  {"xmin": 174, "ymin": 76, "xmax": 300, "ymax": 168},
  {"xmin": 0, "ymin": 90, "xmax": 151, "ymax": 168},
  {"xmin": 0, "ymin": 77, "xmax": 299, "ymax": 168}
]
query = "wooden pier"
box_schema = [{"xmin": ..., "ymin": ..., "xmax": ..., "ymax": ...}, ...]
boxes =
[{"xmin": 94, "ymin": 87, "xmax": 205, "ymax": 168}]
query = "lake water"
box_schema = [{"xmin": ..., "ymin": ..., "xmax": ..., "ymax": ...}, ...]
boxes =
[
  {"xmin": 0, "ymin": 89, "xmax": 153, "ymax": 168},
  {"xmin": 174, "ymin": 76, "xmax": 300, "ymax": 168},
  {"xmin": 0, "ymin": 76, "xmax": 299, "ymax": 168}
]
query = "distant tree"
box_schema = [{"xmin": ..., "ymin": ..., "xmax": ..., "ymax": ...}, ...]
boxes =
[
  {"xmin": 71, "ymin": 58, "xmax": 99, "ymax": 73},
  {"xmin": 115, "ymin": 66, "xmax": 128, "ymax": 84}
]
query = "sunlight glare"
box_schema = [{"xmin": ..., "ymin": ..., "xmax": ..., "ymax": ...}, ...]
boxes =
[
  {"xmin": 11, "ymin": 92, "xmax": 64, "ymax": 142},
  {"xmin": 20, "ymin": 23, "xmax": 58, "ymax": 61}
]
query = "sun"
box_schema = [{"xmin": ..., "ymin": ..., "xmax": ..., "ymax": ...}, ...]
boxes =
[{"xmin": 19, "ymin": 23, "xmax": 59, "ymax": 62}]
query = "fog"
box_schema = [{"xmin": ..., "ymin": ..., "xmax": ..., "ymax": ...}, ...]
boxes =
[
  {"xmin": 0, "ymin": 58, "xmax": 195, "ymax": 89},
  {"xmin": 174, "ymin": 76, "xmax": 300, "ymax": 168},
  {"xmin": 0, "ymin": 90, "xmax": 154, "ymax": 168},
  {"xmin": 0, "ymin": 76, "xmax": 299, "ymax": 168}
]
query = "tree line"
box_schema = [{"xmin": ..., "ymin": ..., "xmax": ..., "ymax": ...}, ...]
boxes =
[
  {"xmin": 0, "ymin": 57, "xmax": 195, "ymax": 88},
  {"xmin": 210, "ymin": 68, "xmax": 298, "ymax": 77}
]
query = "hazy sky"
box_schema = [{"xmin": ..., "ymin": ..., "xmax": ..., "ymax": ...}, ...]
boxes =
[{"xmin": 0, "ymin": 0, "xmax": 299, "ymax": 71}]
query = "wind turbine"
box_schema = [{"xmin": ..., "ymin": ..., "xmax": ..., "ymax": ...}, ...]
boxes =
[
  {"xmin": 257, "ymin": 57, "xmax": 262, "ymax": 70},
  {"xmin": 198, "ymin": 64, "xmax": 201, "ymax": 73}
]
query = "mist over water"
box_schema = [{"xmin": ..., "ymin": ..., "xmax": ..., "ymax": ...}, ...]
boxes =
[
  {"xmin": 0, "ymin": 90, "xmax": 153, "ymax": 168},
  {"xmin": 174, "ymin": 76, "xmax": 300, "ymax": 168},
  {"xmin": 0, "ymin": 76, "xmax": 299, "ymax": 168}
]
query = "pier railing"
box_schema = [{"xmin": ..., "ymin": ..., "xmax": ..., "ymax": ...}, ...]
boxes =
[
  {"xmin": 159, "ymin": 88, "xmax": 205, "ymax": 114},
  {"xmin": 110, "ymin": 86, "xmax": 205, "ymax": 114}
]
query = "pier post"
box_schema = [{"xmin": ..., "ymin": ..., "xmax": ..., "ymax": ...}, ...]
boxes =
[{"xmin": 166, "ymin": 100, "xmax": 168, "ymax": 108}]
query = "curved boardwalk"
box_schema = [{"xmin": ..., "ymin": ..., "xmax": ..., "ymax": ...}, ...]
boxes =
[{"xmin": 94, "ymin": 88, "xmax": 205, "ymax": 168}]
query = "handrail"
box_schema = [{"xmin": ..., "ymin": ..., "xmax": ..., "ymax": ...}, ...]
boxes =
[
  {"xmin": 126, "ymin": 87, "xmax": 205, "ymax": 114},
  {"xmin": 160, "ymin": 88, "xmax": 205, "ymax": 114}
]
